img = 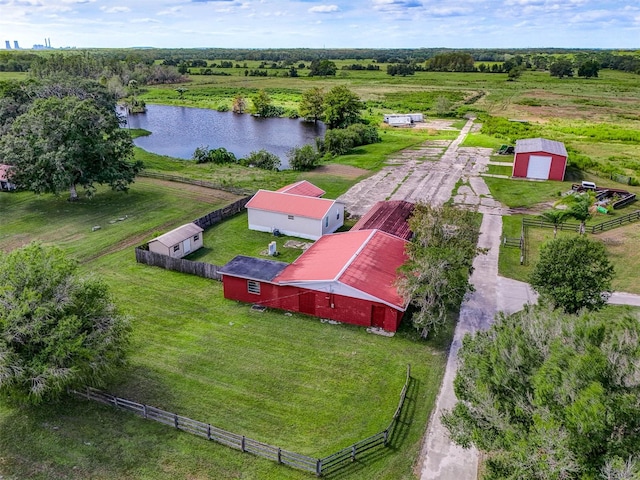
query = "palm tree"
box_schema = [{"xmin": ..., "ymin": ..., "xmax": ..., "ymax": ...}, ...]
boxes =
[
  {"xmin": 555, "ymin": 192, "xmax": 595, "ymax": 235},
  {"xmin": 539, "ymin": 209, "xmax": 568, "ymax": 238}
]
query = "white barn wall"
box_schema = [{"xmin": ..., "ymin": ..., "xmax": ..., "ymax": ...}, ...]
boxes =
[{"xmin": 248, "ymin": 208, "xmax": 323, "ymax": 240}]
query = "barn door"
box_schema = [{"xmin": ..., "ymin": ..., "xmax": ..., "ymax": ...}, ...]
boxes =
[
  {"xmin": 183, "ymin": 238, "xmax": 191, "ymax": 254},
  {"xmin": 526, "ymin": 155, "xmax": 552, "ymax": 179},
  {"xmin": 371, "ymin": 305, "xmax": 386, "ymax": 329},
  {"xmin": 298, "ymin": 291, "xmax": 316, "ymax": 315}
]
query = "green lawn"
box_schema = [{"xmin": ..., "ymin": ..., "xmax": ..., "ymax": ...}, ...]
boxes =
[{"xmin": 0, "ymin": 183, "xmax": 449, "ymax": 480}]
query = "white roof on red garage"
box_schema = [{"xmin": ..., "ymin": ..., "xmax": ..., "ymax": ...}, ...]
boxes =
[
  {"xmin": 274, "ymin": 229, "xmax": 408, "ymax": 310},
  {"xmin": 515, "ymin": 138, "xmax": 567, "ymax": 157},
  {"xmin": 246, "ymin": 190, "xmax": 339, "ymax": 220}
]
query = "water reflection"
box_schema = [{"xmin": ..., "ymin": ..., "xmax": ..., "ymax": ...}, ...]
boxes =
[{"xmin": 124, "ymin": 104, "xmax": 325, "ymax": 169}]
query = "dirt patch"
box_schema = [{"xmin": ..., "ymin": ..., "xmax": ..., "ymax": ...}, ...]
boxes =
[
  {"xmin": 412, "ymin": 120, "xmax": 459, "ymax": 131},
  {"xmin": 307, "ymin": 164, "xmax": 369, "ymax": 180},
  {"xmin": 508, "ymin": 201, "xmax": 556, "ymax": 215}
]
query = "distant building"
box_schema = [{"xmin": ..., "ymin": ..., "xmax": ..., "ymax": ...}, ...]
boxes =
[
  {"xmin": 4, "ymin": 41, "xmax": 10, "ymax": 50},
  {"xmin": 384, "ymin": 113, "xmax": 424, "ymax": 127},
  {"xmin": 13, "ymin": 41, "xmax": 19, "ymax": 49},
  {"xmin": 0, "ymin": 164, "xmax": 16, "ymax": 191}
]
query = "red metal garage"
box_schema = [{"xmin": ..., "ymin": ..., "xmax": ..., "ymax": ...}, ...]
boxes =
[
  {"xmin": 512, "ymin": 138, "xmax": 568, "ymax": 181},
  {"xmin": 219, "ymin": 229, "xmax": 409, "ymax": 332}
]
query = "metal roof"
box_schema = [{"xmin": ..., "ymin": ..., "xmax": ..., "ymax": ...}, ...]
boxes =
[
  {"xmin": 276, "ymin": 180, "xmax": 325, "ymax": 198},
  {"xmin": 351, "ymin": 200, "xmax": 414, "ymax": 240},
  {"xmin": 515, "ymin": 138, "xmax": 567, "ymax": 157},
  {"xmin": 149, "ymin": 223, "xmax": 204, "ymax": 248},
  {"xmin": 219, "ymin": 255, "xmax": 289, "ymax": 282},
  {"xmin": 274, "ymin": 229, "xmax": 408, "ymax": 309},
  {"xmin": 246, "ymin": 190, "xmax": 340, "ymax": 220}
]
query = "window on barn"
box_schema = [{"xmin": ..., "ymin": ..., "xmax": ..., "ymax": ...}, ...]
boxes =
[
  {"xmin": 194, "ymin": 234, "xmax": 199, "ymax": 241},
  {"xmin": 336, "ymin": 209, "xmax": 340, "ymax": 219},
  {"xmin": 247, "ymin": 280, "xmax": 261, "ymax": 295},
  {"xmin": 325, "ymin": 216, "xmax": 329, "ymax": 227},
  {"xmin": 288, "ymin": 215, "xmax": 294, "ymax": 220},
  {"xmin": 173, "ymin": 245, "xmax": 180, "ymax": 252}
]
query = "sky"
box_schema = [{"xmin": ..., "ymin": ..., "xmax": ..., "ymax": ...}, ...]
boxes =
[{"xmin": 0, "ymin": 0, "xmax": 638, "ymax": 50}]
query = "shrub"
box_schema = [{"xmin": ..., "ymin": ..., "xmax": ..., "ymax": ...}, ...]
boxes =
[
  {"xmin": 241, "ymin": 150, "xmax": 280, "ymax": 170},
  {"xmin": 288, "ymin": 144, "xmax": 319, "ymax": 171},
  {"xmin": 192, "ymin": 146, "xmax": 237, "ymax": 164}
]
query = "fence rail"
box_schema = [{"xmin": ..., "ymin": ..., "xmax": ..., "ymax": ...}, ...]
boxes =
[
  {"xmin": 134, "ymin": 249, "xmax": 222, "ymax": 280},
  {"xmin": 73, "ymin": 364, "xmax": 412, "ymax": 477},
  {"xmin": 522, "ymin": 209, "xmax": 640, "ymax": 235},
  {"xmin": 138, "ymin": 170, "xmax": 254, "ymax": 196}
]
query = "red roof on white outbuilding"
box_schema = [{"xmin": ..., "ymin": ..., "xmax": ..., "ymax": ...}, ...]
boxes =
[
  {"xmin": 246, "ymin": 190, "xmax": 339, "ymax": 220},
  {"xmin": 274, "ymin": 229, "xmax": 409, "ymax": 310},
  {"xmin": 276, "ymin": 180, "xmax": 325, "ymax": 198}
]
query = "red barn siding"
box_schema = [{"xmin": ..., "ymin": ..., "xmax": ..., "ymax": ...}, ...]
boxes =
[
  {"xmin": 222, "ymin": 276, "xmax": 404, "ymax": 332},
  {"xmin": 512, "ymin": 151, "xmax": 567, "ymax": 181}
]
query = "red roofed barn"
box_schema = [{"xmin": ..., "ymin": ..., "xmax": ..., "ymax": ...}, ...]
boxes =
[
  {"xmin": 246, "ymin": 189, "xmax": 344, "ymax": 240},
  {"xmin": 512, "ymin": 138, "xmax": 568, "ymax": 181},
  {"xmin": 219, "ymin": 229, "xmax": 409, "ymax": 332}
]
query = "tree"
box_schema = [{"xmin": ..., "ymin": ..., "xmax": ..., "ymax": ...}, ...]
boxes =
[
  {"xmin": 397, "ymin": 204, "xmax": 481, "ymax": 337},
  {"xmin": 232, "ymin": 94, "xmax": 247, "ymax": 113},
  {"xmin": 0, "ymin": 243, "xmax": 130, "ymax": 405},
  {"xmin": 443, "ymin": 306, "xmax": 640, "ymax": 478},
  {"xmin": 0, "ymin": 96, "xmax": 142, "ymax": 201},
  {"xmin": 323, "ymin": 85, "xmax": 363, "ymax": 129},
  {"xmin": 556, "ymin": 191, "xmax": 595, "ymax": 234},
  {"xmin": 252, "ymin": 89, "xmax": 273, "ymax": 117},
  {"xmin": 308, "ymin": 59, "xmax": 337, "ymax": 77},
  {"xmin": 298, "ymin": 87, "xmax": 325, "ymax": 123},
  {"xmin": 550, "ymin": 59, "xmax": 574, "ymax": 78},
  {"xmin": 287, "ymin": 144, "xmax": 319, "ymax": 171},
  {"xmin": 578, "ymin": 59, "xmax": 600, "ymax": 78},
  {"xmin": 539, "ymin": 208, "xmax": 568, "ymax": 238},
  {"xmin": 530, "ymin": 235, "xmax": 614, "ymax": 313}
]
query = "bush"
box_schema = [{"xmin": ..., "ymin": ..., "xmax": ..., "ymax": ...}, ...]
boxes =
[
  {"xmin": 192, "ymin": 146, "xmax": 237, "ymax": 164},
  {"xmin": 318, "ymin": 124, "xmax": 381, "ymax": 156},
  {"xmin": 288, "ymin": 144, "xmax": 320, "ymax": 171},
  {"xmin": 241, "ymin": 150, "xmax": 280, "ymax": 171}
]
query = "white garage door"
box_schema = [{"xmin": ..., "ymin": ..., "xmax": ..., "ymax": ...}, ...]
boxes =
[{"xmin": 526, "ymin": 155, "xmax": 552, "ymax": 180}]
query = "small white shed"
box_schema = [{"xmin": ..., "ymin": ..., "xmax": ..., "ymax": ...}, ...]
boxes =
[{"xmin": 148, "ymin": 223, "xmax": 204, "ymax": 258}]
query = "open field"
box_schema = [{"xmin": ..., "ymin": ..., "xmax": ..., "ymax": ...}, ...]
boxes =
[{"xmin": 0, "ymin": 179, "xmax": 450, "ymax": 479}]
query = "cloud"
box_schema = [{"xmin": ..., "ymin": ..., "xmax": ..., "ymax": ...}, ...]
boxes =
[
  {"xmin": 157, "ymin": 6, "xmax": 183, "ymax": 16},
  {"xmin": 100, "ymin": 6, "xmax": 130, "ymax": 14},
  {"xmin": 309, "ymin": 4, "xmax": 339, "ymax": 13},
  {"xmin": 372, "ymin": 0, "xmax": 422, "ymax": 14}
]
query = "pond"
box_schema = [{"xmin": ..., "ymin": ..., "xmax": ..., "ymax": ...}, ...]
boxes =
[{"xmin": 124, "ymin": 104, "xmax": 326, "ymax": 169}]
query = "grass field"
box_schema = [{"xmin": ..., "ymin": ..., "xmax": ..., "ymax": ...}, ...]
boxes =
[{"xmin": 0, "ymin": 179, "xmax": 450, "ymax": 480}]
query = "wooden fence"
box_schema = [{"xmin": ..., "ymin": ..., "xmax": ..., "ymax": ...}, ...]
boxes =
[
  {"xmin": 192, "ymin": 196, "xmax": 251, "ymax": 230},
  {"xmin": 138, "ymin": 170, "xmax": 254, "ymax": 196},
  {"xmin": 135, "ymin": 196, "xmax": 251, "ymax": 278},
  {"xmin": 73, "ymin": 365, "xmax": 412, "ymax": 477},
  {"xmin": 511, "ymin": 210, "xmax": 640, "ymax": 266},
  {"xmin": 134, "ymin": 249, "xmax": 222, "ymax": 280}
]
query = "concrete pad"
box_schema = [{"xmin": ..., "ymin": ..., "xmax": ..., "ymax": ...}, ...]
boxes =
[
  {"xmin": 608, "ymin": 292, "xmax": 640, "ymax": 307},
  {"xmin": 496, "ymin": 276, "xmax": 538, "ymax": 315}
]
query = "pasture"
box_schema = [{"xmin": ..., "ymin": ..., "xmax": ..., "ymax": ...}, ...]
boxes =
[{"xmin": 0, "ymin": 177, "xmax": 449, "ymax": 480}]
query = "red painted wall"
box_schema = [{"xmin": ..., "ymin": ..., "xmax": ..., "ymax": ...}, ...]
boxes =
[
  {"xmin": 512, "ymin": 151, "xmax": 567, "ymax": 181},
  {"xmin": 222, "ymin": 276, "xmax": 404, "ymax": 332}
]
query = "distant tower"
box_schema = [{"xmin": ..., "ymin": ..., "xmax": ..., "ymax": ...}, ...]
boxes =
[
  {"xmin": 13, "ymin": 40, "xmax": 19, "ymax": 49},
  {"xmin": 5, "ymin": 41, "xmax": 10, "ymax": 50},
  {"xmin": 47, "ymin": 38, "xmax": 51, "ymax": 48}
]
